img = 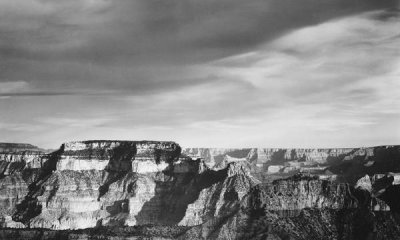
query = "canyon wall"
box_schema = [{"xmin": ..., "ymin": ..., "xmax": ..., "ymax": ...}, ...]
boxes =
[
  {"xmin": 183, "ymin": 146, "xmax": 400, "ymax": 179},
  {"xmin": 0, "ymin": 142, "xmax": 47, "ymax": 175},
  {"xmin": 179, "ymin": 174, "xmax": 395, "ymax": 240},
  {"xmin": 1, "ymin": 142, "xmax": 400, "ymax": 239},
  {"xmin": 182, "ymin": 147, "xmax": 356, "ymax": 168},
  {"xmin": 1, "ymin": 141, "xmax": 259, "ymax": 230},
  {"xmin": 0, "ymin": 143, "xmax": 43, "ymax": 153}
]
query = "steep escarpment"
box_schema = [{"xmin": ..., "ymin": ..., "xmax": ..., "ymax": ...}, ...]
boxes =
[
  {"xmin": 357, "ymin": 173, "xmax": 400, "ymax": 214},
  {"xmin": 58, "ymin": 140, "xmax": 181, "ymax": 171},
  {"xmin": 0, "ymin": 143, "xmax": 49, "ymax": 228},
  {"xmin": 0, "ymin": 143, "xmax": 47, "ymax": 177},
  {"xmin": 182, "ymin": 148, "xmax": 257, "ymax": 169},
  {"xmin": 180, "ymin": 175, "xmax": 394, "ymax": 240},
  {"xmin": 0, "ymin": 143, "xmax": 44, "ymax": 153},
  {"xmin": 6, "ymin": 141, "xmax": 263, "ymax": 231},
  {"xmin": 0, "ymin": 225, "xmax": 191, "ymax": 240},
  {"xmin": 0, "ymin": 174, "xmax": 28, "ymax": 228},
  {"xmin": 183, "ymin": 146, "xmax": 400, "ymax": 184},
  {"xmin": 10, "ymin": 141, "xmax": 183, "ymax": 229},
  {"xmin": 182, "ymin": 148, "xmax": 353, "ymax": 170},
  {"xmin": 178, "ymin": 160, "xmax": 260, "ymax": 226},
  {"xmin": 328, "ymin": 146, "xmax": 400, "ymax": 182},
  {"xmin": 1, "ymin": 142, "xmax": 400, "ymax": 239},
  {"xmin": 226, "ymin": 209, "xmax": 400, "ymax": 240},
  {"xmin": 250, "ymin": 175, "xmax": 391, "ymax": 214}
]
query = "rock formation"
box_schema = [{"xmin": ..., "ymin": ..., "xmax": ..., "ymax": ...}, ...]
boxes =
[
  {"xmin": 1, "ymin": 142, "xmax": 400, "ymax": 239},
  {"xmin": 183, "ymin": 146, "xmax": 400, "ymax": 183}
]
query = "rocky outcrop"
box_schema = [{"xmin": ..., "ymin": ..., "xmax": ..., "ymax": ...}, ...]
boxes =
[
  {"xmin": 0, "ymin": 225, "xmax": 191, "ymax": 240},
  {"xmin": 327, "ymin": 146, "xmax": 400, "ymax": 182},
  {"xmin": 0, "ymin": 143, "xmax": 43, "ymax": 153},
  {"xmin": 182, "ymin": 148, "xmax": 257, "ymax": 169},
  {"xmin": 1, "ymin": 141, "xmax": 400, "ymax": 239},
  {"xmin": 179, "ymin": 175, "xmax": 393, "ymax": 240},
  {"xmin": 178, "ymin": 160, "xmax": 260, "ymax": 226},
  {"xmin": 0, "ymin": 153, "xmax": 47, "ymax": 176},
  {"xmin": 8, "ymin": 140, "xmax": 184, "ymax": 229},
  {"xmin": 183, "ymin": 146, "xmax": 400, "ymax": 175},
  {"xmin": 214, "ymin": 209, "xmax": 400, "ymax": 240},
  {"xmin": 22, "ymin": 160, "xmax": 254, "ymax": 230},
  {"xmin": 353, "ymin": 173, "xmax": 400, "ymax": 212},
  {"xmin": 0, "ymin": 144, "xmax": 49, "ymax": 228},
  {"xmin": 355, "ymin": 174, "xmax": 373, "ymax": 192},
  {"xmin": 0, "ymin": 174, "xmax": 29, "ymax": 228},
  {"xmin": 250, "ymin": 175, "xmax": 359, "ymax": 212},
  {"xmin": 357, "ymin": 173, "xmax": 400, "ymax": 214},
  {"xmin": 57, "ymin": 140, "xmax": 181, "ymax": 171},
  {"xmin": 5, "ymin": 141, "xmax": 265, "ymax": 230},
  {"xmin": 0, "ymin": 143, "xmax": 48, "ymax": 176},
  {"xmin": 182, "ymin": 148, "xmax": 356, "ymax": 168},
  {"xmin": 256, "ymin": 148, "xmax": 355, "ymax": 165}
]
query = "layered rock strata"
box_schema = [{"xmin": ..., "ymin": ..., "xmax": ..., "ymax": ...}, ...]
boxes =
[
  {"xmin": 57, "ymin": 140, "xmax": 181, "ymax": 171},
  {"xmin": 0, "ymin": 143, "xmax": 48, "ymax": 228},
  {"xmin": 4, "ymin": 141, "xmax": 263, "ymax": 231},
  {"xmin": 0, "ymin": 143, "xmax": 47, "ymax": 176},
  {"xmin": 1, "ymin": 142, "xmax": 400, "ymax": 240},
  {"xmin": 183, "ymin": 146, "xmax": 400, "ymax": 183},
  {"xmin": 0, "ymin": 143, "xmax": 43, "ymax": 153},
  {"xmin": 182, "ymin": 148, "xmax": 355, "ymax": 169},
  {"xmin": 179, "ymin": 175, "xmax": 395, "ymax": 240},
  {"xmin": 10, "ymin": 141, "xmax": 183, "ymax": 229},
  {"xmin": 183, "ymin": 146, "xmax": 399, "ymax": 165}
]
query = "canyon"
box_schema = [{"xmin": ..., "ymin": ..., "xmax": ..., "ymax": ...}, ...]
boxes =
[{"xmin": 1, "ymin": 141, "xmax": 400, "ymax": 239}]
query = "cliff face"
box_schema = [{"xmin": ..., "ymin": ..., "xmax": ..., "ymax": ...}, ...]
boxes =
[
  {"xmin": 178, "ymin": 160, "xmax": 260, "ymax": 226},
  {"xmin": 1, "ymin": 141, "xmax": 400, "ymax": 240},
  {"xmin": 183, "ymin": 146, "xmax": 400, "ymax": 182},
  {"xmin": 0, "ymin": 142, "xmax": 47, "ymax": 176},
  {"xmin": 179, "ymin": 175, "xmax": 393, "ymax": 240},
  {"xmin": 57, "ymin": 140, "xmax": 181, "ymax": 171},
  {"xmin": 250, "ymin": 176, "xmax": 359, "ymax": 212},
  {"xmin": 0, "ymin": 143, "xmax": 48, "ymax": 228},
  {"xmin": 0, "ymin": 143, "xmax": 43, "ymax": 153},
  {"xmin": 8, "ymin": 140, "xmax": 185, "ymax": 229},
  {"xmin": 2, "ymin": 141, "xmax": 261, "ymax": 230},
  {"xmin": 182, "ymin": 147, "xmax": 354, "ymax": 168}
]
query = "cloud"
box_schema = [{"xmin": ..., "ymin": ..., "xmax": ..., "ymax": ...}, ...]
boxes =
[
  {"xmin": 209, "ymin": 10, "xmax": 400, "ymax": 107},
  {"xmin": 0, "ymin": 0, "xmax": 395, "ymax": 97},
  {"xmin": 0, "ymin": 81, "xmax": 29, "ymax": 94},
  {"xmin": 0, "ymin": 80, "xmax": 105, "ymax": 97},
  {"xmin": 0, "ymin": 1, "xmax": 399, "ymax": 148},
  {"xmin": 37, "ymin": 116, "xmax": 115, "ymax": 128},
  {"xmin": 0, "ymin": 122, "xmax": 43, "ymax": 132},
  {"xmin": 122, "ymin": 9, "xmax": 399, "ymax": 147}
]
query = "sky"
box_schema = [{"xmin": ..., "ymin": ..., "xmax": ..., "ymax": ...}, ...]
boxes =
[{"xmin": 0, "ymin": 0, "xmax": 400, "ymax": 149}]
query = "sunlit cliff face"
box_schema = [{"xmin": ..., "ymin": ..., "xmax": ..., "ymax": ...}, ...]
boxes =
[{"xmin": 1, "ymin": 141, "xmax": 400, "ymax": 239}]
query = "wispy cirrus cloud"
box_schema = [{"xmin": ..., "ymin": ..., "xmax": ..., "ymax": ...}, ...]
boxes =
[
  {"xmin": 37, "ymin": 116, "xmax": 116, "ymax": 128},
  {"xmin": 0, "ymin": 122, "xmax": 43, "ymax": 132},
  {"xmin": 0, "ymin": 0, "xmax": 399, "ymax": 148},
  {"xmin": 0, "ymin": 81, "xmax": 29, "ymax": 94},
  {"xmin": 0, "ymin": 0, "xmax": 395, "ymax": 96},
  {"xmin": 201, "ymin": 10, "xmax": 400, "ymax": 119}
]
